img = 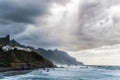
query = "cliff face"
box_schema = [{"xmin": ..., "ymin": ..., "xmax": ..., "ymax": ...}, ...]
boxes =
[
  {"xmin": 0, "ymin": 48, "xmax": 55, "ymax": 69},
  {"xmin": 36, "ymin": 48, "xmax": 84, "ymax": 65}
]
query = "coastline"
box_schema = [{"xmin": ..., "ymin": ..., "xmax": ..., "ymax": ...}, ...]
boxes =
[
  {"xmin": 0, "ymin": 67, "xmax": 36, "ymax": 72},
  {"xmin": 1, "ymin": 70, "xmax": 32, "ymax": 76},
  {"xmin": 0, "ymin": 65, "xmax": 56, "ymax": 72},
  {"xmin": 0, "ymin": 67, "xmax": 55, "ymax": 76}
]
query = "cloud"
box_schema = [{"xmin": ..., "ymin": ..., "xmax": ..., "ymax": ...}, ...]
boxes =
[
  {"xmin": 69, "ymin": 44, "xmax": 120, "ymax": 65},
  {"xmin": 0, "ymin": 0, "xmax": 51, "ymax": 23},
  {"xmin": 1, "ymin": 0, "xmax": 120, "ymax": 51},
  {"xmin": 0, "ymin": 0, "xmax": 69, "ymax": 49},
  {"xmin": 69, "ymin": 0, "xmax": 120, "ymax": 50},
  {"xmin": 0, "ymin": 0, "xmax": 69, "ymax": 24},
  {"xmin": 0, "ymin": 19, "xmax": 26, "ymax": 37}
]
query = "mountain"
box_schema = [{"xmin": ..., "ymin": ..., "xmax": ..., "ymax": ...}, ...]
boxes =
[
  {"xmin": 9, "ymin": 39, "xmax": 84, "ymax": 65},
  {"xmin": 36, "ymin": 48, "xmax": 84, "ymax": 65},
  {"xmin": 0, "ymin": 48, "xmax": 55, "ymax": 71},
  {"xmin": 9, "ymin": 39, "xmax": 35, "ymax": 51},
  {"xmin": 9, "ymin": 39, "xmax": 26, "ymax": 48}
]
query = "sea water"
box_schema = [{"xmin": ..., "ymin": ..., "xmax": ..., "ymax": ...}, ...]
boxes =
[{"xmin": 0, "ymin": 66, "xmax": 120, "ymax": 80}]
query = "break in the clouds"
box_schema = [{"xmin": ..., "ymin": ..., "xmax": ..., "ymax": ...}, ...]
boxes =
[
  {"xmin": 1, "ymin": 0, "xmax": 120, "ymax": 51},
  {"xmin": 69, "ymin": 44, "xmax": 120, "ymax": 65}
]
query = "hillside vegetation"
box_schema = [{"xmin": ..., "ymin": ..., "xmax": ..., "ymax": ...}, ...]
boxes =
[{"xmin": 0, "ymin": 48, "xmax": 55, "ymax": 69}]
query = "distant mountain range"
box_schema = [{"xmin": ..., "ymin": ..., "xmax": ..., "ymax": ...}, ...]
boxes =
[
  {"xmin": 36, "ymin": 48, "xmax": 83, "ymax": 65},
  {"xmin": 9, "ymin": 39, "xmax": 84, "ymax": 65}
]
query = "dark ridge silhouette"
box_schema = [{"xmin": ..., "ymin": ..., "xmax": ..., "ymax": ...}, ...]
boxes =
[{"xmin": 0, "ymin": 35, "xmax": 10, "ymax": 47}]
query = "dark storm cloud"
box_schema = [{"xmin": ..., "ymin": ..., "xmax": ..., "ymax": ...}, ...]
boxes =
[
  {"xmin": 15, "ymin": 30, "xmax": 62, "ymax": 49},
  {"xmin": 1, "ymin": 0, "xmax": 120, "ymax": 51},
  {"xmin": 0, "ymin": 19, "xmax": 26, "ymax": 37},
  {"xmin": 0, "ymin": 0, "xmax": 69, "ymax": 24},
  {"xmin": 0, "ymin": 0, "xmax": 69, "ymax": 49},
  {"xmin": 0, "ymin": 0, "xmax": 50, "ymax": 23}
]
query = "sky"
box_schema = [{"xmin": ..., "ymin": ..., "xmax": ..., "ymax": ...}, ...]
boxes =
[{"xmin": 0, "ymin": 0, "xmax": 120, "ymax": 65}]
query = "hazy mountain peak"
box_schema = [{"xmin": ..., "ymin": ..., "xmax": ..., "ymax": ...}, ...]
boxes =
[
  {"xmin": 9, "ymin": 39, "xmax": 25, "ymax": 48},
  {"xmin": 36, "ymin": 48, "xmax": 84, "ymax": 65}
]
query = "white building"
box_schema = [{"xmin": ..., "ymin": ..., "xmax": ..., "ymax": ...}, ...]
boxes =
[{"xmin": 2, "ymin": 45, "xmax": 32, "ymax": 52}]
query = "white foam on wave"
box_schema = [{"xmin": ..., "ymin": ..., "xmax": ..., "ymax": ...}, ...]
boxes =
[{"xmin": 1, "ymin": 67, "xmax": 120, "ymax": 80}]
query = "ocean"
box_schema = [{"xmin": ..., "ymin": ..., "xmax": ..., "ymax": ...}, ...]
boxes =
[{"xmin": 0, "ymin": 66, "xmax": 120, "ymax": 80}]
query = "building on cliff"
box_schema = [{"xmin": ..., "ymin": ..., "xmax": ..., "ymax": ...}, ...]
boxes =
[
  {"xmin": 0, "ymin": 35, "xmax": 32, "ymax": 52},
  {"xmin": 0, "ymin": 35, "xmax": 10, "ymax": 47}
]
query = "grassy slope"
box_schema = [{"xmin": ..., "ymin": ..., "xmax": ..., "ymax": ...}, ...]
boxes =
[{"xmin": 0, "ymin": 48, "xmax": 54, "ymax": 68}]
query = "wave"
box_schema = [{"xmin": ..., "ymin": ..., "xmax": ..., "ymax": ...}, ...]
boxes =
[
  {"xmin": 0, "ymin": 66, "xmax": 120, "ymax": 80},
  {"xmin": 90, "ymin": 65, "xmax": 120, "ymax": 70}
]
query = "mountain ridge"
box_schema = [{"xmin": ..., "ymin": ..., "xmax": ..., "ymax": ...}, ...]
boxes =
[
  {"xmin": 9, "ymin": 39, "xmax": 84, "ymax": 65},
  {"xmin": 36, "ymin": 48, "xmax": 84, "ymax": 65}
]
